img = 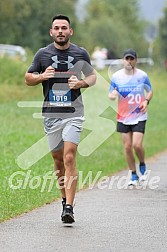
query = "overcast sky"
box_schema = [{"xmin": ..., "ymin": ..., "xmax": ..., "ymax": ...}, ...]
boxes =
[
  {"xmin": 139, "ymin": 0, "xmax": 166, "ymax": 24},
  {"xmin": 76, "ymin": 0, "xmax": 167, "ymax": 24}
]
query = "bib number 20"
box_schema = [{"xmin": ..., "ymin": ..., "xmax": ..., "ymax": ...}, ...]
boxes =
[{"xmin": 128, "ymin": 93, "xmax": 141, "ymax": 104}]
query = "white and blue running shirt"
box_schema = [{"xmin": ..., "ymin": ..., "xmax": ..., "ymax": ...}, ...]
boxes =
[{"xmin": 109, "ymin": 68, "xmax": 152, "ymax": 125}]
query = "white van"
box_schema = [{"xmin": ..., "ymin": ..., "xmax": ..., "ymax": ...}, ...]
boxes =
[{"xmin": 0, "ymin": 44, "xmax": 27, "ymax": 61}]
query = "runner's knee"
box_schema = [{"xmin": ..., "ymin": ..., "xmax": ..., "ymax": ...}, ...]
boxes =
[
  {"xmin": 64, "ymin": 152, "xmax": 75, "ymax": 167},
  {"xmin": 133, "ymin": 143, "xmax": 142, "ymax": 152}
]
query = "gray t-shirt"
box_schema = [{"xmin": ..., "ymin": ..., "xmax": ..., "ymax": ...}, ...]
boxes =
[{"xmin": 27, "ymin": 43, "xmax": 93, "ymax": 118}]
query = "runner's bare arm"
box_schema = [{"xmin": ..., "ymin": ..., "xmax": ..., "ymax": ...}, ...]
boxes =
[
  {"xmin": 68, "ymin": 70, "xmax": 96, "ymax": 89},
  {"xmin": 108, "ymin": 88, "xmax": 118, "ymax": 100},
  {"xmin": 25, "ymin": 66, "xmax": 55, "ymax": 86},
  {"xmin": 139, "ymin": 90, "xmax": 153, "ymax": 112}
]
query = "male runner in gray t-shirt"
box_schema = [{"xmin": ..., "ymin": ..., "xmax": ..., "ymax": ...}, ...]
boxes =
[{"xmin": 25, "ymin": 14, "xmax": 96, "ymax": 224}]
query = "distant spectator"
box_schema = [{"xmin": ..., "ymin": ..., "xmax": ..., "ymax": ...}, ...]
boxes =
[{"xmin": 91, "ymin": 46, "xmax": 107, "ymax": 70}]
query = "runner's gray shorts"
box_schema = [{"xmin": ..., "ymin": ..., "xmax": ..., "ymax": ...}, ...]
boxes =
[{"xmin": 43, "ymin": 117, "xmax": 85, "ymax": 152}]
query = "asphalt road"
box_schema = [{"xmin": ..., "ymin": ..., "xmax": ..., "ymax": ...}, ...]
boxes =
[{"xmin": 0, "ymin": 150, "xmax": 167, "ymax": 252}]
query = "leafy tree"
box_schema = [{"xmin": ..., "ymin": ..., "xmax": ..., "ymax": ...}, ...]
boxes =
[
  {"xmin": 0, "ymin": 0, "xmax": 78, "ymax": 52},
  {"xmin": 158, "ymin": 5, "xmax": 167, "ymax": 59},
  {"xmin": 0, "ymin": 0, "xmax": 150, "ymax": 58},
  {"xmin": 81, "ymin": 0, "xmax": 148, "ymax": 57},
  {"xmin": 0, "ymin": 0, "xmax": 30, "ymax": 44}
]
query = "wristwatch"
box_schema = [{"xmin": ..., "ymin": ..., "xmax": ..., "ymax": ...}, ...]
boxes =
[{"xmin": 145, "ymin": 99, "xmax": 150, "ymax": 105}]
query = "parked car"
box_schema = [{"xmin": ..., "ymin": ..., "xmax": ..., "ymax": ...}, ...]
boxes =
[{"xmin": 0, "ymin": 44, "xmax": 27, "ymax": 61}]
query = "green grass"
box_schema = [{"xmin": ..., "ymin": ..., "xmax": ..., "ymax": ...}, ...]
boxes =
[{"xmin": 0, "ymin": 58, "xmax": 167, "ymax": 222}]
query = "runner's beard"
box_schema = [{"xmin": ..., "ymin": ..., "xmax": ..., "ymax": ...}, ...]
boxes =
[{"xmin": 55, "ymin": 37, "xmax": 70, "ymax": 46}]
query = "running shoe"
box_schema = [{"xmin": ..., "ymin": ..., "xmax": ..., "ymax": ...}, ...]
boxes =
[
  {"xmin": 62, "ymin": 204, "xmax": 75, "ymax": 224},
  {"xmin": 139, "ymin": 164, "xmax": 148, "ymax": 181},
  {"xmin": 128, "ymin": 173, "xmax": 139, "ymax": 186},
  {"xmin": 61, "ymin": 198, "xmax": 66, "ymax": 220}
]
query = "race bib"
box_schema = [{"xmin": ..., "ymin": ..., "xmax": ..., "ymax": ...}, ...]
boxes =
[{"xmin": 49, "ymin": 90, "xmax": 71, "ymax": 107}]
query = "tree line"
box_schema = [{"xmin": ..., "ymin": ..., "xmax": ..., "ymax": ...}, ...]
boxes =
[{"xmin": 0, "ymin": 0, "xmax": 166, "ymax": 61}]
